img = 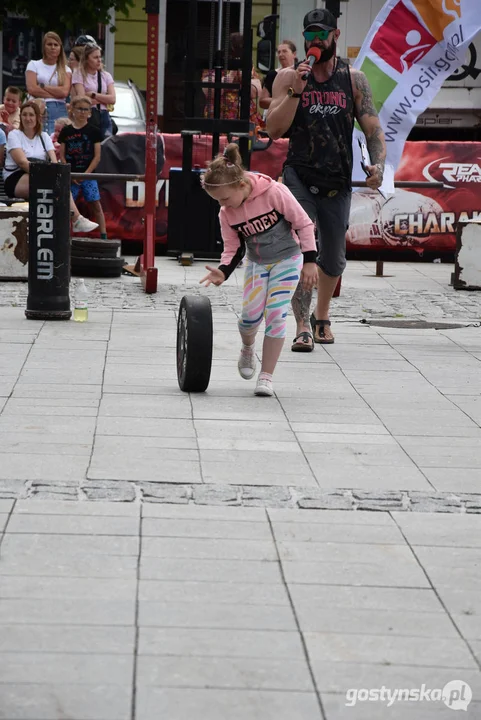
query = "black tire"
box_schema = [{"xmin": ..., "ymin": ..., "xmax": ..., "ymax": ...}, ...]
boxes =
[
  {"xmin": 177, "ymin": 295, "xmax": 213, "ymax": 393},
  {"xmin": 71, "ymin": 246, "xmax": 119, "ymax": 259},
  {"xmin": 71, "ymin": 256, "xmax": 125, "ymax": 278}
]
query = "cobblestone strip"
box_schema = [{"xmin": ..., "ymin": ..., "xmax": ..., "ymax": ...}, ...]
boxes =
[{"xmin": 2, "ymin": 480, "xmax": 481, "ymax": 513}]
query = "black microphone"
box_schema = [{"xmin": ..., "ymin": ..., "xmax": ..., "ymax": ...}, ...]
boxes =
[{"xmin": 302, "ymin": 47, "xmax": 321, "ymax": 80}]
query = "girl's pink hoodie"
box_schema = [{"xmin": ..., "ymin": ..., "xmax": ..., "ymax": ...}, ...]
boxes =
[{"xmin": 218, "ymin": 172, "xmax": 317, "ymax": 279}]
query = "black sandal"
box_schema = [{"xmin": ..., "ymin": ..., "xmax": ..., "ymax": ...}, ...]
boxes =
[
  {"xmin": 291, "ymin": 331, "xmax": 314, "ymax": 352},
  {"xmin": 310, "ymin": 314, "xmax": 334, "ymax": 344}
]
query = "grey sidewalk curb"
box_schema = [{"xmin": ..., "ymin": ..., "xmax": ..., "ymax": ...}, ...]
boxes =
[{"xmin": 1, "ymin": 480, "xmax": 481, "ymax": 513}]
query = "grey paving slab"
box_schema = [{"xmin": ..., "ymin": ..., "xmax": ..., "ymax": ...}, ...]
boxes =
[
  {"xmin": 321, "ymin": 695, "xmax": 481, "ymax": 720},
  {"xmin": 190, "ymin": 395, "xmax": 288, "ymax": 421},
  {"xmin": 141, "ymin": 536, "xmax": 277, "ymax": 561},
  {"xmin": 0, "ymin": 624, "xmax": 135, "ymax": 654},
  {"xmin": 142, "ymin": 518, "xmax": 271, "ymax": 539},
  {"xmin": 304, "ymin": 632, "xmax": 476, "ymax": 668},
  {"xmin": 142, "ymin": 504, "xmax": 266, "ymax": 520},
  {"xmin": 421, "ymin": 467, "xmax": 481, "ymax": 493},
  {"xmin": 11, "ymin": 383, "xmax": 102, "ymax": 398},
  {"xmin": 0, "ymin": 499, "xmax": 14, "ymax": 512},
  {"xmin": 288, "ymin": 585, "xmax": 444, "ymax": 613},
  {"xmin": 2, "ymin": 403, "xmax": 98, "ymax": 417},
  {"xmin": 140, "ymin": 557, "xmax": 283, "ymax": 583},
  {"xmin": 311, "ymin": 662, "xmax": 481, "ymax": 700},
  {"xmin": 272, "ymin": 521, "xmax": 405, "ymax": 544},
  {"xmin": 88, "ymin": 437, "xmax": 202, "ymax": 483},
  {"xmin": 0, "ymin": 550, "xmax": 138, "ymax": 578},
  {"xmin": 0, "ymin": 651, "xmax": 133, "ymax": 684},
  {"xmin": 0, "ymin": 683, "xmax": 132, "ymax": 720},
  {"xmin": 267, "ymin": 508, "xmax": 394, "ymax": 525},
  {"xmin": 14, "ymin": 499, "xmax": 140, "ymax": 516},
  {"xmin": 136, "ymin": 654, "xmax": 313, "ymax": 691},
  {"xmin": 201, "ymin": 461, "xmax": 318, "ymax": 486},
  {"xmin": 0, "ymin": 576, "xmax": 136, "ymax": 601},
  {"xmin": 99, "ymin": 393, "xmax": 192, "ymax": 418},
  {"xmin": 282, "ymin": 559, "xmax": 430, "ymax": 588},
  {"xmin": 277, "ymin": 540, "xmax": 415, "ymax": 565},
  {"xmin": 311, "ymin": 463, "xmax": 433, "ymax": 491},
  {"xmin": 0, "ymin": 513, "xmax": 8, "ymax": 532},
  {"xmin": 96, "ymin": 416, "xmax": 196, "ymax": 438},
  {"xmin": 6, "ymin": 513, "xmax": 140, "ymax": 535},
  {"xmin": 138, "ymin": 627, "xmax": 304, "ymax": 659},
  {"xmin": 0, "ymin": 452, "xmax": 89, "ymax": 481},
  {"xmin": 392, "ymin": 513, "xmax": 481, "ymax": 547},
  {"xmin": 135, "ymin": 687, "xmax": 322, "ymax": 720},
  {"xmin": 0, "ymin": 597, "xmax": 136, "ymax": 625},
  {"xmin": 1, "ymin": 532, "xmax": 139, "ymax": 557},
  {"xmin": 138, "ymin": 600, "xmax": 297, "ymax": 630},
  {"xmin": 139, "ymin": 579, "xmax": 289, "ymax": 606},
  {"xmin": 0, "ymin": 436, "xmax": 92, "ymax": 456}
]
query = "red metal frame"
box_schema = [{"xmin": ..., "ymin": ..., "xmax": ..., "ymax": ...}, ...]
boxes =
[{"xmin": 140, "ymin": 8, "xmax": 160, "ymax": 293}]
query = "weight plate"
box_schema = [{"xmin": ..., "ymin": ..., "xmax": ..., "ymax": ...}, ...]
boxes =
[
  {"xmin": 71, "ymin": 238, "xmax": 121, "ymax": 251},
  {"xmin": 177, "ymin": 295, "xmax": 213, "ymax": 393}
]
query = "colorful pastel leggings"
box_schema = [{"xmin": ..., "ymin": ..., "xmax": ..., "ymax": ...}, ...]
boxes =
[{"xmin": 238, "ymin": 254, "xmax": 303, "ymax": 339}]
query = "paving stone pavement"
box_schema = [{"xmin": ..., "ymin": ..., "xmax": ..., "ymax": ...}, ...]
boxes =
[{"xmin": 0, "ymin": 257, "xmax": 481, "ymax": 718}]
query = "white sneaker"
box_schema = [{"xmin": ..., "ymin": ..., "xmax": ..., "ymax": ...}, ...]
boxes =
[
  {"xmin": 73, "ymin": 215, "xmax": 99, "ymax": 233},
  {"xmin": 254, "ymin": 375, "xmax": 274, "ymax": 397},
  {"xmin": 238, "ymin": 344, "xmax": 256, "ymax": 380}
]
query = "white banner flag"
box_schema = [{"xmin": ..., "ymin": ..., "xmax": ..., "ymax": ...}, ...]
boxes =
[{"xmin": 351, "ymin": 0, "xmax": 481, "ymax": 193}]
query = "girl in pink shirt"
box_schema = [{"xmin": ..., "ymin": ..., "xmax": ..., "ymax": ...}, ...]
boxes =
[{"xmin": 200, "ymin": 143, "xmax": 318, "ymax": 396}]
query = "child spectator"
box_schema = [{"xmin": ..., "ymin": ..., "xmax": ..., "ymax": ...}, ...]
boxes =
[
  {"xmin": 0, "ymin": 86, "xmax": 22, "ymax": 132},
  {"xmin": 50, "ymin": 116, "xmax": 70, "ymax": 159},
  {"xmin": 0, "ymin": 127, "xmax": 6, "ymax": 168},
  {"xmin": 59, "ymin": 96, "xmax": 107, "ymax": 238},
  {"xmin": 200, "ymin": 143, "xmax": 318, "ymax": 397}
]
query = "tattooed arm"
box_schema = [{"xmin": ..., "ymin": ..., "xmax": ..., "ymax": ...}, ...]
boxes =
[{"xmin": 351, "ymin": 68, "xmax": 387, "ymax": 190}]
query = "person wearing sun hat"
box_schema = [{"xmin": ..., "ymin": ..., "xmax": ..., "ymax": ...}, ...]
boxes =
[{"xmin": 267, "ymin": 8, "xmax": 386, "ymax": 351}]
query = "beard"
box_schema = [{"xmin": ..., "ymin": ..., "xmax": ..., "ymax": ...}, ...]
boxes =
[{"xmin": 304, "ymin": 38, "xmax": 337, "ymax": 64}]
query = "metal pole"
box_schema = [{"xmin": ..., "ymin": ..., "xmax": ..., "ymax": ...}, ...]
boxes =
[{"xmin": 141, "ymin": 0, "xmax": 161, "ymax": 294}]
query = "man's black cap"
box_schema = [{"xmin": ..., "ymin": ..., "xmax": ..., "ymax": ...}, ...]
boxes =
[{"xmin": 303, "ymin": 8, "xmax": 337, "ymax": 31}]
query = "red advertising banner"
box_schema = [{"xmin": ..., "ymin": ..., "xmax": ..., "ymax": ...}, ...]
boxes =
[{"xmin": 91, "ymin": 135, "xmax": 481, "ymax": 254}]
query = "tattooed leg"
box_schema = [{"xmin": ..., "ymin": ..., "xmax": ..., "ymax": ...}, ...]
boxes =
[{"xmin": 292, "ymin": 283, "xmax": 312, "ymax": 334}]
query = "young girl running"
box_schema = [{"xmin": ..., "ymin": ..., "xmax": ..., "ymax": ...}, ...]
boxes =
[{"xmin": 200, "ymin": 143, "xmax": 318, "ymax": 397}]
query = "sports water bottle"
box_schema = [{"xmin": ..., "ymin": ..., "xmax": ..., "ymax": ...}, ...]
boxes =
[{"xmin": 74, "ymin": 278, "xmax": 88, "ymax": 322}]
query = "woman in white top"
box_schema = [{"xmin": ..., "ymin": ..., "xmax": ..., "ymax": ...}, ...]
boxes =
[
  {"xmin": 3, "ymin": 101, "xmax": 98, "ymax": 233},
  {"xmin": 25, "ymin": 31, "xmax": 72, "ymax": 135},
  {"xmin": 72, "ymin": 43, "xmax": 116, "ymax": 139}
]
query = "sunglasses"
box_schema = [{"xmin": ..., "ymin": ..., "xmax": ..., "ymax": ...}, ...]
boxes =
[{"xmin": 303, "ymin": 29, "xmax": 331, "ymax": 41}]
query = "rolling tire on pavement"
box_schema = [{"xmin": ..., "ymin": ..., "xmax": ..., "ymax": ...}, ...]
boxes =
[{"xmin": 177, "ymin": 295, "xmax": 213, "ymax": 393}]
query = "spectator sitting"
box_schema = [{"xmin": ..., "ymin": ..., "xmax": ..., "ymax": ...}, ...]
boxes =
[
  {"xmin": 59, "ymin": 96, "xmax": 107, "ymax": 238},
  {"xmin": 0, "ymin": 86, "xmax": 22, "ymax": 132},
  {"xmin": 259, "ymin": 40, "xmax": 298, "ymax": 111},
  {"xmin": 3, "ymin": 101, "xmax": 98, "ymax": 233}
]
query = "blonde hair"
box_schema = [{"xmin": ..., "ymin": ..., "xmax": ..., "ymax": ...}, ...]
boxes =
[
  {"xmin": 80, "ymin": 43, "xmax": 103, "ymax": 80},
  {"xmin": 42, "ymin": 31, "xmax": 68, "ymax": 86},
  {"xmin": 54, "ymin": 116, "xmax": 70, "ymax": 129},
  {"xmin": 19, "ymin": 101, "xmax": 43, "ymax": 136},
  {"xmin": 68, "ymin": 95, "xmax": 92, "ymax": 120},
  {"xmin": 201, "ymin": 143, "xmax": 246, "ymax": 188}
]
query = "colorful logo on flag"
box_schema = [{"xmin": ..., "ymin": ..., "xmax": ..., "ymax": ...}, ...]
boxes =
[
  {"xmin": 412, "ymin": 0, "xmax": 461, "ymax": 42},
  {"xmin": 370, "ymin": 1, "xmax": 437, "ymax": 74},
  {"xmin": 360, "ymin": 57, "xmax": 397, "ymax": 113}
]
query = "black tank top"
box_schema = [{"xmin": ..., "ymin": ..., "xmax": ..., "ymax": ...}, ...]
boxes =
[{"xmin": 285, "ymin": 58, "xmax": 355, "ymax": 191}]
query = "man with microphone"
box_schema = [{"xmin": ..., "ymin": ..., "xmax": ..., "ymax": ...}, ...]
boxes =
[{"xmin": 267, "ymin": 8, "xmax": 386, "ymax": 350}]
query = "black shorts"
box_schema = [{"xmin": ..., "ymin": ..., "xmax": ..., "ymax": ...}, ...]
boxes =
[
  {"xmin": 283, "ymin": 165, "xmax": 351, "ymax": 277},
  {"xmin": 3, "ymin": 169, "xmax": 25, "ymax": 198}
]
